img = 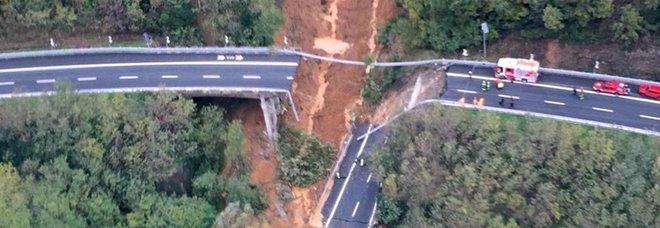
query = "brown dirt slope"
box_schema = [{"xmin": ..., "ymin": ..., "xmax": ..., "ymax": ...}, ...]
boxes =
[
  {"xmin": 270, "ymin": 0, "xmax": 397, "ymax": 227},
  {"xmin": 487, "ymin": 35, "xmax": 660, "ymax": 81}
]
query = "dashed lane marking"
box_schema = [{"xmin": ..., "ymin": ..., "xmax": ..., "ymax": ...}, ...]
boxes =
[
  {"xmin": 119, "ymin": 76, "xmax": 138, "ymax": 80},
  {"xmin": 0, "ymin": 81, "xmax": 14, "ymax": 86},
  {"xmin": 352, "ymin": 201, "xmax": 360, "ymax": 218},
  {"xmin": 368, "ymin": 202, "xmax": 378, "ymax": 228},
  {"xmin": 446, "ymin": 72, "xmax": 660, "ymax": 105},
  {"xmin": 366, "ymin": 174, "xmax": 372, "ymax": 183},
  {"xmin": 498, "ymin": 94, "xmax": 520, "ymax": 99},
  {"xmin": 640, "ymin": 114, "xmax": 660, "ymax": 121},
  {"xmin": 325, "ymin": 124, "xmax": 373, "ymax": 228},
  {"xmin": 544, "ymin": 100, "xmax": 565, "ymax": 106},
  {"xmin": 592, "ymin": 107, "xmax": 614, "ymax": 113},
  {"xmin": 161, "ymin": 75, "xmax": 178, "ymax": 79},
  {"xmin": 77, "ymin": 77, "xmax": 96, "ymax": 81},
  {"xmin": 203, "ymin": 75, "xmax": 221, "ymax": 79},
  {"xmin": 243, "ymin": 75, "xmax": 261, "ymax": 80},
  {"xmin": 286, "ymin": 76, "xmax": 294, "ymax": 80},
  {"xmin": 36, "ymin": 79, "xmax": 55, "ymax": 84},
  {"xmin": 0, "ymin": 61, "xmax": 298, "ymax": 74},
  {"xmin": 457, "ymin": 89, "xmax": 477, "ymax": 94}
]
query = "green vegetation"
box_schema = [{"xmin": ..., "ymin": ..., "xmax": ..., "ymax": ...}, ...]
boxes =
[
  {"xmin": 372, "ymin": 106, "xmax": 660, "ymax": 227},
  {"xmin": 0, "ymin": 87, "xmax": 265, "ymax": 227},
  {"xmin": 277, "ymin": 125, "xmax": 335, "ymax": 187},
  {"xmin": 382, "ymin": 0, "xmax": 659, "ymax": 52},
  {"xmin": 0, "ymin": 0, "xmax": 283, "ymax": 47},
  {"xmin": 362, "ymin": 55, "xmax": 405, "ymax": 104}
]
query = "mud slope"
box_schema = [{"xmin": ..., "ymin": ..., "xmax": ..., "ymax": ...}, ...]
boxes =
[{"xmin": 270, "ymin": 0, "xmax": 397, "ymax": 226}]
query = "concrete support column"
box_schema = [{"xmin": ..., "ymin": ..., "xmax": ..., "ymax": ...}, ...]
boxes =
[{"xmin": 260, "ymin": 96, "xmax": 281, "ymax": 142}]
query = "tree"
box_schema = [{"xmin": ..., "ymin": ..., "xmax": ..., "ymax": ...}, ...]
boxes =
[
  {"xmin": 0, "ymin": 163, "xmax": 30, "ymax": 228},
  {"xmin": 213, "ymin": 202, "xmax": 270, "ymax": 228},
  {"xmin": 223, "ymin": 177, "xmax": 268, "ymax": 212},
  {"xmin": 277, "ymin": 125, "xmax": 335, "ymax": 187},
  {"xmin": 223, "ymin": 121, "xmax": 249, "ymax": 177},
  {"xmin": 372, "ymin": 106, "xmax": 660, "ymax": 227},
  {"xmin": 612, "ymin": 4, "xmax": 644, "ymax": 46},
  {"xmin": 543, "ymin": 5, "xmax": 564, "ymax": 30}
]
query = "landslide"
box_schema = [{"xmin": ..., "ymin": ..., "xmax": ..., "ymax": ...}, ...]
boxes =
[{"xmin": 268, "ymin": 0, "xmax": 397, "ymax": 226}]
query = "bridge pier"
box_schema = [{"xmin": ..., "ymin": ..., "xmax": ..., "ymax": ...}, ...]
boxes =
[{"xmin": 260, "ymin": 95, "xmax": 281, "ymax": 142}]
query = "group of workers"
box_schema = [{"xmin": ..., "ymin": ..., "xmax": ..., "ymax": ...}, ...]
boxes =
[{"xmin": 481, "ymin": 78, "xmax": 506, "ymax": 91}]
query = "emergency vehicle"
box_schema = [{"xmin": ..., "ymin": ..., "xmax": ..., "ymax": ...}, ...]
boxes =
[
  {"xmin": 639, "ymin": 83, "xmax": 660, "ymax": 99},
  {"xmin": 495, "ymin": 58, "xmax": 540, "ymax": 83},
  {"xmin": 592, "ymin": 80, "xmax": 630, "ymax": 95}
]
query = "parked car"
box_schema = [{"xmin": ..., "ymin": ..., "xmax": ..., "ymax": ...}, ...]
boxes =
[
  {"xmin": 639, "ymin": 83, "xmax": 660, "ymax": 99},
  {"xmin": 593, "ymin": 80, "xmax": 630, "ymax": 95}
]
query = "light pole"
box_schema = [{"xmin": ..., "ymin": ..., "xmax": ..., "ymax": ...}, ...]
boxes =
[
  {"xmin": 165, "ymin": 36, "xmax": 170, "ymax": 48},
  {"xmin": 480, "ymin": 22, "xmax": 489, "ymax": 59},
  {"xmin": 108, "ymin": 36, "xmax": 113, "ymax": 47}
]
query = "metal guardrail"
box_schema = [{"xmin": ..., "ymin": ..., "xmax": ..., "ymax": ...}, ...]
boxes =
[
  {"xmin": 446, "ymin": 59, "xmax": 656, "ymax": 86},
  {"xmin": 0, "ymin": 47, "xmax": 656, "ymax": 86},
  {"xmin": 0, "ymin": 47, "xmax": 297, "ymax": 60}
]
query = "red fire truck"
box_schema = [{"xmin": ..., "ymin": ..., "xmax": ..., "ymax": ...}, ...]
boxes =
[{"xmin": 495, "ymin": 58, "xmax": 540, "ymax": 83}]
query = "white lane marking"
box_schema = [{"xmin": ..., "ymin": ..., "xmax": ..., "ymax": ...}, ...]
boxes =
[
  {"xmin": 243, "ymin": 75, "xmax": 261, "ymax": 80},
  {"xmin": 325, "ymin": 124, "xmax": 373, "ymax": 228},
  {"xmin": 592, "ymin": 107, "xmax": 614, "ymax": 113},
  {"xmin": 161, "ymin": 75, "xmax": 178, "ymax": 79},
  {"xmin": 446, "ymin": 72, "xmax": 660, "ymax": 105},
  {"xmin": 286, "ymin": 76, "xmax": 294, "ymax": 80},
  {"xmin": 77, "ymin": 77, "xmax": 96, "ymax": 81},
  {"xmin": 119, "ymin": 76, "xmax": 138, "ymax": 80},
  {"xmin": 366, "ymin": 174, "xmax": 372, "ymax": 183},
  {"xmin": 368, "ymin": 201, "xmax": 378, "ymax": 227},
  {"xmin": 351, "ymin": 202, "xmax": 360, "ymax": 218},
  {"xmin": 498, "ymin": 94, "xmax": 520, "ymax": 99},
  {"xmin": 544, "ymin": 100, "xmax": 565, "ymax": 106},
  {"xmin": 457, "ymin": 89, "xmax": 477, "ymax": 94},
  {"xmin": 203, "ymin": 75, "xmax": 221, "ymax": 79},
  {"xmin": 0, "ymin": 61, "xmax": 299, "ymax": 74},
  {"xmin": 36, "ymin": 79, "xmax": 55, "ymax": 84},
  {"xmin": 640, "ymin": 114, "xmax": 660, "ymax": 121},
  {"xmin": 620, "ymin": 95, "xmax": 660, "ymax": 105},
  {"xmin": 0, "ymin": 81, "xmax": 15, "ymax": 86}
]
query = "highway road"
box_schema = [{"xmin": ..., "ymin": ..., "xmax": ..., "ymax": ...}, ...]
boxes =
[
  {"xmin": 322, "ymin": 125, "xmax": 381, "ymax": 228},
  {"xmin": 0, "ymin": 53, "xmax": 300, "ymax": 97},
  {"xmin": 322, "ymin": 63, "xmax": 660, "ymax": 228},
  {"xmin": 446, "ymin": 64, "xmax": 660, "ymax": 131}
]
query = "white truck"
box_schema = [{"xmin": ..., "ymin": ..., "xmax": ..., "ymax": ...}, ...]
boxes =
[{"xmin": 494, "ymin": 58, "xmax": 540, "ymax": 83}]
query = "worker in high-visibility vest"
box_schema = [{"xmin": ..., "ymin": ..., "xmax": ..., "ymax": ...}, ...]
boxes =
[
  {"xmin": 458, "ymin": 96, "xmax": 466, "ymax": 106},
  {"xmin": 473, "ymin": 97, "xmax": 478, "ymax": 106},
  {"xmin": 478, "ymin": 97, "xmax": 485, "ymax": 107}
]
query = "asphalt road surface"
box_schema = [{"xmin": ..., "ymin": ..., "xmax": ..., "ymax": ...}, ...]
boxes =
[
  {"xmin": 322, "ymin": 125, "xmax": 381, "ymax": 228},
  {"xmin": 445, "ymin": 64, "xmax": 660, "ymax": 131},
  {"xmin": 0, "ymin": 53, "xmax": 300, "ymax": 96},
  {"xmin": 322, "ymin": 64, "xmax": 660, "ymax": 228}
]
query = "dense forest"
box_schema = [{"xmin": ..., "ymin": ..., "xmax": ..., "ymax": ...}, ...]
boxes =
[
  {"xmin": 0, "ymin": 0, "xmax": 282, "ymax": 47},
  {"xmin": 0, "ymin": 88, "xmax": 267, "ymax": 227},
  {"xmin": 372, "ymin": 106, "xmax": 660, "ymax": 227},
  {"xmin": 380, "ymin": 0, "xmax": 659, "ymax": 52}
]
